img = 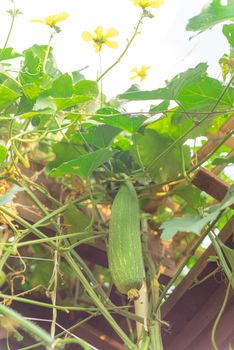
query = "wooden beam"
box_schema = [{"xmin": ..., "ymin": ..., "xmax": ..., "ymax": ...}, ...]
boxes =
[
  {"xmin": 162, "ymin": 216, "xmax": 234, "ymax": 319},
  {"xmin": 191, "ymin": 167, "xmax": 234, "ymax": 209},
  {"xmin": 190, "ymin": 295, "xmax": 234, "ymax": 350},
  {"xmin": 166, "ymin": 283, "xmax": 232, "ymax": 350}
]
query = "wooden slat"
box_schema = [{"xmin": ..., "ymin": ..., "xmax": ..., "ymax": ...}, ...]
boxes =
[
  {"xmin": 166, "ymin": 284, "xmax": 231, "ymax": 350},
  {"xmin": 191, "ymin": 167, "xmax": 234, "ymax": 209},
  {"xmin": 162, "ymin": 216, "xmax": 234, "ymax": 319},
  {"xmin": 191, "ymin": 296, "xmax": 234, "ymax": 350}
]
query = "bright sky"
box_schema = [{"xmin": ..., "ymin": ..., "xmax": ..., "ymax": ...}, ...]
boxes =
[{"xmin": 0, "ymin": 0, "xmax": 229, "ymax": 98}]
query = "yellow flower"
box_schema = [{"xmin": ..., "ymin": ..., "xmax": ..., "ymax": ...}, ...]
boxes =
[
  {"xmin": 82, "ymin": 26, "xmax": 118, "ymax": 52},
  {"xmin": 132, "ymin": 0, "xmax": 164, "ymax": 9},
  {"xmin": 32, "ymin": 12, "xmax": 69, "ymax": 28},
  {"xmin": 130, "ymin": 65, "xmax": 151, "ymax": 82}
]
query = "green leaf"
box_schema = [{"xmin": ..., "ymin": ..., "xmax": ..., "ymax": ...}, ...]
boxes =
[
  {"xmin": 50, "ymin": 148, "xmax": 117, "ymax": 178},
  {"xmin": 92, "ymin": 107, "xmax": 146, "ymax": 132},
  {"xmin": 0, "ymin": 185, "xmax": 24, "ymax": 206},
  {"xmin": 46, "ymin": 140, "xmax": 85, "ymax": 174},
  {"xmin": 120, "ymin": 65, "xmax": 234, "ymax": 115},
  {"xmin": 50, "ymin": 95, "xmax": 92, "ymax": 110},
  {"xmin": 0, "ymin": 47, "xmax": 21, "ymax": 61},
  {"xmin": 72, "ymin": 70, "xmax": 85, "ymax": 83},
  {"xmin": 0, "ymin": 72, "xmax": 21, "ymax": 94},
  {"xmin": 172, "ymin": 182, "xmax": 203, "ymax": 209},
  {"xmin": 220, "ymin": 241, "xmax": 234, "ymax": 273},
  {"xmin": 73, "ymin": 80, "xmax": 99, "ymax": 97},
  {"xmin": 133, "ymin": 129, "xmax": 190, "ymax": 182},
  {"xmin": 149, "ymin": 100, "xmax": 170, "ymax": 113},
  {"xmin": 0, "ymin": 145, "xmax": 7, "ymax": 164},
  {"xmin": 30, "ymin": 260, "xmax": 54, "ymax": 288},
  {"xmin": 119, "ymin": 63, "xmax": 208, "ymax": 101},
  {"xmin": 161, "ymin": 184, "xmax": 234, "ymax": 241},
  {"xmin": 33, "ymin": 96, "xmax": 56, "ymax": 112},
  {"xmin": 19, "ymin": 45, "xmax": 60, "ymax": 86},
  {"xmin": 63, "ymin": 203, "xmax": 91, "ymax": 244},
  {"xmin": 19, "ymin": 111, "xmax": 54, "ymax": 119},
  {"xmin": 72, "ymin": 124, "xmax": 121, "ymax": 148},
  {"xmin": 0, "ymin": 85, "xmax": 21, "ymax": 110},
  {"xmin": 22, "ymin": 83, "xmax": 42, "ymax": 100},
  {"xmin": 223, "ymin": 23, "xmax": 234, "ymax": 47},
  {"xmin": 187, "ymin": 0, "xmax": 234, "ymax": 33},
  {"xmin": 177, "ymin": 76, "xmax": 234, "ymax": 112},
  {"xmin": 46, "ymin": 73, "xmax": 73, "ymax": 98},
  {"xmin": 212, "ymin": 156, "xmax": 234, "ymax": 165}
]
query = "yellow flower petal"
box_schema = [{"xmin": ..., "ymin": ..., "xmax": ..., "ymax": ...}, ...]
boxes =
[
  {"xmin": 31, "ymin": 19, "xmax": 45, "ymax": 24},
  {"xmin": 94, "ymin": 42, "xmax": 102, "ymax": 52},
  {"xmin": 105, "ymin": 40, "xmax": 118, "ymax": 49},
  {"xmin": 94, "ymin": 26, "xmax": 104, "ymax": 38},
  {"xmin": 105, "ymin": 28, "xmax": 119, "ymax": 38},
  {"xmin": 32, "ymin": 12, "xmax": 69, "ymax": 28},
  {"xmin": 150, "ymin": 0, "xmax": 164, "ymax": 8},
  {"xmin": 83, "ymin": 26, "xmax": 119, "ymax": 52},
  {"xmin": 130, "ymin": 74, "xmax": 138, "ymax": 80},
  {"xmin": 132, "ymin": 0, "xmax": 164, "ymax": 9},
  {"xmin": 130, "ymin": 65, "xmax": 151, "ymax": 81},
  {"xmin": 82, "ymin": 31, "xmax": 94, "ymax": 41}
]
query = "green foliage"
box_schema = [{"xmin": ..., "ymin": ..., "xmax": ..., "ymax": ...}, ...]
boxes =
[
  {"xmin": 0, "ymin": 1, "xmax": 234, "ymax": 347},
  {"xmin": 120, "ymin": 64, "xmax": 234, "ymax": 115},
  {"xmin": 161, "ymin": 184, "xmax": 234, "ymax": 241},
  {"xmin": 0, "ymin": 145, "xmax": 7, "ymax": 164},
  {"xmin": 0, "ymin": 47, "xmax": 21, "ymax": 61},
  {"xmin": 223, "ymin": 23, "xmax": 234, "ymax": 47},
  {"xmin": 187, "ymin": 0, "xmax": 234, "ymax": 33},
  {"xmin": 133, "ymin": 129, "xmax": 190, "ymax": 182},
  {"xmin": 0, "ymin": 84, "xmax": 21, "ymax": 111},
  {"xmin": 49, "ymin": 148, "xmax": 117, "ymax": 178},
  {"xmin": 72, "ymin": 124, "xmax": 120, "ymax": 148},
  {"xmin": 93, "ymin": 107, "xmax": 146, "ymax": 132}
]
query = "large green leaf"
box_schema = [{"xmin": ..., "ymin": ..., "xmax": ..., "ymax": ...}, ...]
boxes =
[
  {"xmin": 46, "ymin": 140, "xmax": 85, "ymax": 174},
  {"xmin": 92, "ymin": 107, "xmax": 146, "ymax": 132},
  {"xmin": 187, "ymin": 0, "xmax": 234, "ymax": 33},
  {"xmin": 220, "ymin": 241, "xmax": 234, "ymax": 272},
  {"xmin": 19, "ymin": 111, "xmax": 54, "ymax": 119},
  {"xmin": 223, "ymin": 23, "xmax": 234, "ymax": 47},
  {"xmin": 0, "ymin": 47, "xmax": 21, "ymax": 61},
  {"xmin": 120, "ymin": 64, "xmax": 234, "ymax": 113},
  {"xmin": 212, "ymin": 156, "xmax": 234, "ymax": 165},
  {"xmin": 63, "ymin": 203, "xmax": 91, "ymax": 245},
  {"xmin": 19, "ymin": 45, "xmax": 59, "ymax": 87},
  {"xmin": 72, "ymin": 124, "xmax": 121, "ymax": 148},
  {"xmin": 149, "ymin": 100, "xmax": 170, "ymax": 113},
  {"xmin": 119, "ymin": 64, "xmax": 208, "ymax": 102},
  {"xmin": 50, "ymin": 149, "xmax": 117, "ymax": 178},
  {"xmin": 133, "ymin": 129, "xmax": 190, "ymax": 182},
  {"xmin": 22, "ymin": 83, "xmax": 42, "ymax": 100},
  {"xmin": 177, "ymin": 76, "xmax": 234, "ymax": 112},
  {"xmin": 73, "ymin": 80, "xmax": 99, "ymax": 97},
  {"xmin": 50, "ymin": 95, "xmax": 92, "ymax": 110},
  {"xmin": 0, "ymin": 85, "xmax": 21, "ymax": 110},
  {"xmin": 161, "ymin": 184, "xmax": 234, "ymax": 241},
  {"xmin": 0, "ymin": 145, "xmax": 7, "ymax": 164},
  {"xmin": 45, "ymin": 73, "xmax": 73, "ymax": 98},
  {"xmin": 172, "ymin": 182, "xmax": 204, "ymax": 209}
]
